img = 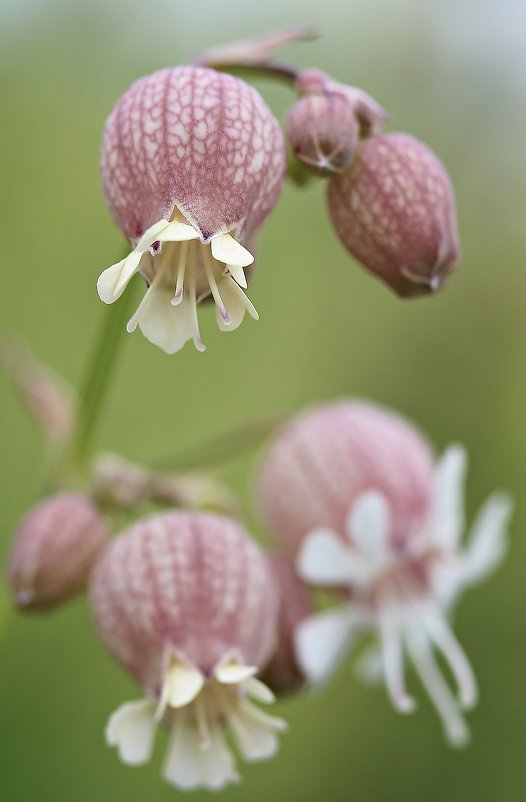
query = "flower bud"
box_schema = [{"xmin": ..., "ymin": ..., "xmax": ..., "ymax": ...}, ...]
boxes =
[
  {"xmin": 327, "ymin": 133, "xmax": 461, "ymax": 297},
  {"xmin": 8, "ymin": 493, "xmax": 107, "ymax": 611},
  {"xmin": 98, "ymin": 66, "xmax": 286, "ymax": 354},
  {"xmin": 286, "ymin": 93, "xmax": 359, "ymax": 176},
  {"xmin": 91, "ymin": 511, "xmax": 286, "ymax": 791},
  {"xmin": 260, "ymin": 556, "xmax": 313, "ymax": 695}
]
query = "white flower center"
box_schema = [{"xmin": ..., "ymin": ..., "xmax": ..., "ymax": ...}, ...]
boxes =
[
  {"xmin": 105, "ymin": 653, "xmax": 287, "ymax": 791},
  {"xmin": 97, "ymin": 213, "xmax": 258, "ymax": 354}
]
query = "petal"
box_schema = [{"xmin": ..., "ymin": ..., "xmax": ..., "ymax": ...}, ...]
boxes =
[
  {"xmin": 458, "ymin": 492, "xmax": 513, "ymax": 588},
  {"xmin": 158, "ymin": 221, "xmax": 200, "ymax": 242},
  {"xmin": 297, "ymin": 528, "xmax": 370, "ymax": 586},
  {"xmin": 211, "ymin": 233, "xmax": 254, "ymax": 267},
  {"xmin": 226, "ymin": 262, "xmax": 248, "ymax": 289},
  {"xmin": 97, "ymin": 250, "xmax": 142, "ymax": 304},
  {"xmin": 347, "ymin": 491, "xmax": 390, "ymax": 557},
  {"xmin": 428, "ymin": 444, "xmax": 467, "ymax": 550},
  {"xmin": 214, "ymin": 661, "xmax": 257, "ymax": 685},
  {"xmin": 295, "ymin": 606, "xmax": 362, "ymax": 683},
  {"xmin": 164, "ymin": 658, "xmax": 206, "ymax": 709},
  {"xmin": 135, "ymin": 218, "xmax": 171, "ymax": 251},
  {"xmin": 105, "ymin": 698, "xmax": 157, "ymax": 765},
  {"xmin": 163, "ymin": 722, "xmax": 239, "ymax": 791},
  {"xmin": 244, "ymin": 676, "xmax": 276, "ymax": 704},
  {"xmin": 228, "ymin": 699, "xmax": 286, "ymax": 762},
  {"xmin": 135, "ymin": 286, "xmax": 195, "ymax": 354},
  {"xmin": 355, "ymin": 644, "xmax": 384, "ymax": 685}
]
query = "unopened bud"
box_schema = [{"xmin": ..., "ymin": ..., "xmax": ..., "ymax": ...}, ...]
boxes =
[
  {"xmin": 8, "ymin": 493, "xmax": 108, "ymax": 611},
  {"xmin": 327, "ymin": 133, "xmax": 461, "ymax": 297},
  {"xmin": 286, "ymin": 93, "xmax": 359, "ymax": 176}
]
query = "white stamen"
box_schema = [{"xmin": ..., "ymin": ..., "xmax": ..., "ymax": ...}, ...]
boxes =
[
  {"xmin": 378, "ymin": 605, "xmax": 416, "ymax": 713},
  {"xmin": 203, "ymin": 254, "xmax": 231, "ymax": 325},
  {"xmin": 188, "ymin": 264, "xmax": 205, "ymax": 352},
  {"xmin": 171, "ymin": 240, "xmax": 189, "ymax": 306},
  {"xmin": 404, "ymin": 621, "xmax": 470, "ymax": 747},
  {"xmin": 417, "ymin": 601, "xmax": 478, "ymax": 709}
]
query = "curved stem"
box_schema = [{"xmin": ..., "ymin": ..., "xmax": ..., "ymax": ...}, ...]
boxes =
[{"xmin": 73, "ymin": 268, "xmax": 139, "ymax": 467}]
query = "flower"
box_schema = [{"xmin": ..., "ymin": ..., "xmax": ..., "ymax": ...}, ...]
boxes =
[
  {"xmin": 259, "ymin": 556, "xmax": 313, "ymax": 695},
  {"xmin": 98, "ymin": 66, "xmax": 286, "ymax": 353},
  {"xmin": 327, "ymin": 133, "xmax": 461, "ymax": 297},
  {"xmin": 256, "ymin": 401, "xmax": 512, "ymax": 745},
  {"xmin": 8, "ymin": 493, "xmax": 107, "ymax": 611},
  {"xmin": 90, "ymin": 511, "xmax": 286, "ymax": 791}
]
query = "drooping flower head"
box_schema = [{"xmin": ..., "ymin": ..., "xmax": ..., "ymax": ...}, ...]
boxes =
[
  {"xmin": 8, "ymin": 493, "xmax": 107, "ymax": 611},
  {"xmin": 327, "ymin": 133, "xmax": 461, "ymax": 297},
  {"xmin": 91, "ymin": 511, "xmax": 286, "ymax": 791},
  {"xmin": 256, "ymin": 400, "xmax": 512, "ymax": 745},
  {"xmin": 98, "ymin": 66, "xmax": 286, "ymax": 353}
]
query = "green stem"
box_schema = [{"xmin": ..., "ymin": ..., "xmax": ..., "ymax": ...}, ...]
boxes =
[{"xmin": 73, "ymin": 274, "xmax": 138, "ymax": 467}]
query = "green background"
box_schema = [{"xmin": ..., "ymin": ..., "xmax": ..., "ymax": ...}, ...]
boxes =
[{"xmin": 1, "ymin": 1, "xmax": 525, "ymax": 800}]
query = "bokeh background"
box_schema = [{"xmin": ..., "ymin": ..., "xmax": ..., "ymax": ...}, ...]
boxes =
[{"xmin": 1, "ymin": 1, "xmax": 525, "ymax": 800}]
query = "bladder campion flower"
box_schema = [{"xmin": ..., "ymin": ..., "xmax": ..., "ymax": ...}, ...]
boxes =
[
  {"xmin": 8, "ymin": 493, "xmax": 107, "ymax": 611},
  {"xmin": 327, "ymin": 133, "xmax": 461, "ymax": 297},
  {"xmin": 257, "ymin": 401, "xmax": 512, "ymax": 745},
  {"xmin": 91, "ymin": 511, "xmax": 286, "ymax": 791},
  {"xmin": 98, "ymin": 66, "xmax": 286, "ymax": 353}
]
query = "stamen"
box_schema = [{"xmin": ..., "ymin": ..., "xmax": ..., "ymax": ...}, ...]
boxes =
[
  {"xmin": 417, "ymin": 602, "xmax": 478, "ymax": 709},
  {"xmin": 188, "ymin": 263, "xmax": 206, "ymax": 352},
  {"xmin": 194, "ymin": 692, "xmax": 211, "ymax": 748},
  {"xmin": 203, "ymin": 254, "xmax": 231, "ymax": 325},
  {"xmin": 379, "ymin": 605, "xmax": 416, "ymax": 713},
  {"xmin": 172, "ymin": 241, "xmax": 189, "ymax": 306},
  {"xmin": 403, "ymin": 621, "xmax": 470, "ymax": 747}
]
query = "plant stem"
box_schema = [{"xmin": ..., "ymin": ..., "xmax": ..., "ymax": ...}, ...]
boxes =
[{"xmin": 73, "ymin": 273, "xmax": 138, "ymax": 467}]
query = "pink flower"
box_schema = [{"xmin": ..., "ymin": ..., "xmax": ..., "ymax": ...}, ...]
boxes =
[
  {"xmin": 8, "ymin": 493, "xmax": 107, "ymax": 611},
  {"xmin": 91, "ymin": 511, "xmax": 286, "ymax": 791},
  {"xmin": 98, "ymin": 66, "xmax": 285, "ymax": 353},
  {"xmin": 327, "ymin": 133, "xmax": 461, "ymax": 297},
  {"xmin": 257, "ymin": 400, "xmax": 512, "ymax": 745}
]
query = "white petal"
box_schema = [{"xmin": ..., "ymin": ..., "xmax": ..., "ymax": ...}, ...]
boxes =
[
  {"xmin": 211, "ymin": 233, "xmax": 254, "ymax": 267},
  {"xmin": 355, "ymin": 644, "xmax": 384, "ymax": 686},
  {"xmin": 158, "ymin": 221, "xmax": 200, "ymax": 242},
  {"xmin": 164, "ymin": 659, "xmax": 206, "ymax": 709},
  {"xmin": 226, "ymin": 262, "xmax": 248, "ymax": 289},
  {"xmin": 135, "ymin": 219, "xmax": 171, "ymax": 251},
  {"xmin": 458, "ymin": 492, "xmax": 513, "ymax": 588},
  {"xmin": 295, "ymin": 606, "xmax": 361, "ymax": 684},
  {"xmin": 136, "ymin": 285, "xmax": 195, "ymax": 354},
  {"xmin": 244, "ymin": 676, "xmax": 276, "ymax": 704},
  {"xmin": 429, "ymin": 445, "xmax": 467, "ymax": 550},
  {"xmin": 403, "ymin": 622, "xmax": 470, "ymax": 748},
  {"xmin": 97, "ymin": 250, "xmax": 142, "ymax": 304},
  {"xmin": 228, "ymin": 699, "xmax": 286, "ymax": 762},
  {"xmin": 105, "ymin": 699, "xmax": 157, "ymax": 765},
  {"xmin": 163, "ymin": 722, "xmax": 239, "ymax": 791},
  {"xmin": 347, "ymin": 491, "xmax": 390, "ymax": 557},
  {"xmin": 214, "ymin": 661, "xmax": 257, "ymax": 685},
  {"xmin": 297, "ymin": 528, "xmax": 370, "ymax": 586}
]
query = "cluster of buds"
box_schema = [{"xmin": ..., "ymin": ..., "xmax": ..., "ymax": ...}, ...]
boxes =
[{"xmin": 285, "ymin": 68, "xmax": 461, "ymax": 297}]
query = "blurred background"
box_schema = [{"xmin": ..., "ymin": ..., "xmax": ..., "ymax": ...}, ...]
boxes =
[{"xmin": 1, "ymin": 0, "xmax": 525, "ymax": 800}]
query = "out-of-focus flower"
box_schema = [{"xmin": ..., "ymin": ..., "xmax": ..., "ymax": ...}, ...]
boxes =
[
  {"xmin": 257, "ymin": 401, "xmax": 512, "ymax": 746},
  {"xmin": 8, "ymin": 493, "xmax": 107, "ymax": 611},
  {"xmin": 1, "ymin": 341, "xmax": 77, "ymax": 446},
  {"xmin": 91, "ymin": 511, "xmax": 286, "ymax": 791},
  {"xmin": 327, "ymin": 133, "xmax": 461, "ymax": 297},
  {"xmin": 260, "ymin": 556, "xmax": 313, "ymax": 695},
  {"xmin": 98, "ymin": 66, "xmax": 285, "ymax": 354}
]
